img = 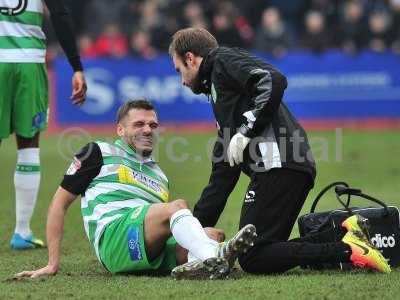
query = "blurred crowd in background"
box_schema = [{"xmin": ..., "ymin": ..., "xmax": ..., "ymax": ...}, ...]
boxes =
[{"xmin": 45, "ymin": 0, "xmax": 400, "ymax": 59}]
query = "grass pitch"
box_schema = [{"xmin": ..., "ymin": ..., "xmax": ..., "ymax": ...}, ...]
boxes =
[{"xmin": 1, "ymin": 130, "xmax": 399, "ymax": 299}]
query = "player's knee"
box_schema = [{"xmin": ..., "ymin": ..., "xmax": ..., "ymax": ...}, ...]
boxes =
[{"xmin": 169, "ymin": 199, "xmax": 189, "ymax": 214}]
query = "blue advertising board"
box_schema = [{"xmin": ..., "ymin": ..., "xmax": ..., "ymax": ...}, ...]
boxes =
[{"xmin": 54, "ymin": 51, "xmax": 400, "ymax": 125}]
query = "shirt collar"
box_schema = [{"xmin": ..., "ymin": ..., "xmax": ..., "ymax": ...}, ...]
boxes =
[
  {"xmin": 114, "ymin": 138, "xmax": 156, "ymax": 163},
  {"xmin": 197, "ymin": 47, "xmax": 218, "ymax": 94}
]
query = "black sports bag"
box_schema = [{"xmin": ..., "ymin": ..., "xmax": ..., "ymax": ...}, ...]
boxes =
[{"xmin": 298, "ymin": 182, "xmax": 400, "ymax": 269}]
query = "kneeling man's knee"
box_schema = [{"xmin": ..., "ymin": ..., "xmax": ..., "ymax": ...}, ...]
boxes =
[
  {"xmin": 238, "ymin": 254, "xmax": 258, "ymax": 274},
  {"xmin": 238, "ymin": 248, "xmax": 268, "ymax": 275}
]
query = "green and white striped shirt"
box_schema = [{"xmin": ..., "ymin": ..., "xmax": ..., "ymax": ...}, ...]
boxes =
[
  {"xmin": 80, "ymin": 139, "xmax": 169, "ymax": 260},
  {"xmin": 0, "ymin": 0, "xmax": 46, "ymax": 63}
]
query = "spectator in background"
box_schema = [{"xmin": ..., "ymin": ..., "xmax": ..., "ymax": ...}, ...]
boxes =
[
  {"xmin": 182, "ymin": 1, "xmax": 208, "ymax": 28},
  {"xmin": 119, "ymin": 1, "xmax": 143, "ymax": 38},
  {"xmin": 46, "ymin": 0, "xmax": 400, "ymax": 57},
  {"xmin": 367, "ymin": 10, "xmax": 393, "ymax": 52},
  {"xmin": 337, "ymin": 0, "xmax": 368, "ymax": 53},
  {"xmin": 129, "ymin": 29, "xmax": 158, "ymax": 59},
  {"xmin": 300, "ymin": 11, "xmax": 333, "ymax": 52},
  {"xmin": 308, "ymin": 0, "xmax": 339, "ymax": 27},
  {"xmin": 78, "ymin": 34, "xmax": 98, "ymax": 58},
  {"xmin": 390, "ymin": 0, "xmax": 400, "ymax": 31},
  {"xmin": 211, "ymin": 1, "xmax": 247, "ymax": 48},
  {"xmin": 365, "ymin": 0, "xmax": 390, "ymax": 12},
  {"xmin": 83, "ymin": 0, "xmax": 129, "ymax": 38},
  {"xmin": 253, "ymin": 7, "xmax": 294, "ymax": 57},
  {"xmin": 389, "ymin": 0, "xmax": 400, "ymax": 53},
  {"xmin": 231, "ymin": 0, "xmax": 265, "ymax": 29},
  {"xmin": 207, "ymin": 0, "xmax": 254, "ymax": 43},
  {"xmin": 91, "ymin": 23, "xmax": 128, "ymax": 58},
  {"xmin": 137, "ymin": 0, "xmax": 173, "ymax": 52},
  {"xmin": 267, "ymin": 0, "xmax": 307, "ymax": 34},
  {"xmin": 136, "ymin": 1, "xmax": 162, "ymax": 34}
]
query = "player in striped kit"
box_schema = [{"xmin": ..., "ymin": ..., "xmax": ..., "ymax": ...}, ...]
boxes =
[
  {"xmin": 15, "ymin": 100, "xmax": 257, "ymax": 279},
  {"xmin": 0, "ymin": 0, "xmax": 86, "ymax": 249}
]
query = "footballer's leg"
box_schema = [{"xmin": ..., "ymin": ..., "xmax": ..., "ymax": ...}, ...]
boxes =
[
  {"xmin": 99, "ymin": 200, "xmax": 229, "ymax": 276},
  {"xmin": 10, "ymin": 133, "xmax": 44, "ymax": 249},
  {"xmin": 175, "ymin": 227, "xmax": 225, "ymax": 266},
  {"xmin": 10, "ymin": 63, "xmax": 48, "ymax": 250},
  {"xmin": 144, "ymin": 199, "xmax": 230, "ymax": 279}
]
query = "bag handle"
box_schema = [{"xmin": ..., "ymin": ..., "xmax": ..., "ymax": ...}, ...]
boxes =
[
  {"xmin": 334, "ymin": 186, "xmax": 390, "ymax": 217},
  {"xmin": 310, "ymin": 182, "xmax": 350, "ymax": 213},
  {"xmin": 310, "ymin": 182, "xmax": 389, "ymax": 217}
]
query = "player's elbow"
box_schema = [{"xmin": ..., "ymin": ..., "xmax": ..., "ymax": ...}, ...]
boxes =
[{"xmin": 51, "ymin": 186, "xmax": 77, "ymax": 212}]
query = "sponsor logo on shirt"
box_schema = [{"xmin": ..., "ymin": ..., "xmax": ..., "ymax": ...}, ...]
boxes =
[
  {"xmin": 118, "ymin": 166, "xmax": 169, "ymax": 201},
  {"xmin": 127, "ymin": 226, "xmax": 142, "ymax": 261}
]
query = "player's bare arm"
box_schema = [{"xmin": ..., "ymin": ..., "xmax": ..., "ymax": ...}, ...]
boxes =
[{"xmin": 15, "ymin": 187, "xmax": 77, "ymax": 279}]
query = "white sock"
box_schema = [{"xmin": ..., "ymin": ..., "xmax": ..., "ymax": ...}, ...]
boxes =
[
  {"xmin": 14, "ymin": 148, "xmax": 40, "ymax": 238},
  {"xmin": 170, "ymin": 209, "xmax": 218, "ymax": 261}
]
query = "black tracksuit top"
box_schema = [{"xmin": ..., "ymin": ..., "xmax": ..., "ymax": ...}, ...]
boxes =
[
  {"xmin": 197, "ymin": 46, "xmax": 316, "ymax": 180},
  {"xmin": 193, "ymin": 47, "xmax": 317, "ymax": 227}
]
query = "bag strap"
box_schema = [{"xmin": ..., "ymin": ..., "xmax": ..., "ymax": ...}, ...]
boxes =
[
  {"xmin": 310, "ymin": 182, "xmax": 389, "ymax": 217},
  {"xmin": 310, "ymin": 182, "xmax": 349, "ymax": 213},
  {"xmin": 334, "ymin": 186, "xmax": 390, "ymax": 216}
]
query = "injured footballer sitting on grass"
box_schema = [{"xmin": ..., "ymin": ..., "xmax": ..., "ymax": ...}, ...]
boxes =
[{"xmin": 14, "ymin": 99, "xmax": 257, "ymax": 280}]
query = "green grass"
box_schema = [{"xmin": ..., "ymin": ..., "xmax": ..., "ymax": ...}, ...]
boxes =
[{"xmin": 1, "ymin": 130, "xmax": 400, "ymax": 299}]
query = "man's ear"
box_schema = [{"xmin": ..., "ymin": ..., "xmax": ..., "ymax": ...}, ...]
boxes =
[
  {"xmin": 185, "ymin": 52, "xmax": 195, "ymax": 66},
  {"xmin": 117, "ymin": 123, "xmax": 124, "ymax": 137}
]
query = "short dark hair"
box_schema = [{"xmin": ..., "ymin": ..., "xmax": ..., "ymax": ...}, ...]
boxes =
[
  {"xmin": 116, "ymin": 99, "xmax": 155, "ymax": 124},
  {"xmin": 168, "ymin": 28, "xmax": 218, "ymax": 62}
]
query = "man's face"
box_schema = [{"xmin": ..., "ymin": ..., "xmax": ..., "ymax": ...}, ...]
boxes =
[
  {"xmin": 173, "ymin": 52, "xmax": 203, "ymax": 94},
  {"xmin": 117, "ymin": 109, "xmax": 159, "ymax": 157}
]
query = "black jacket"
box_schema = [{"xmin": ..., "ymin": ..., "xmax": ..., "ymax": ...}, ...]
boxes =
[
  {"xmin": 44, "ymin": 0, "xmax": 83, "ymax": 71},
  {"xmin": 193, "ymin": 47, "xmax": 316, "ymax": 227}
]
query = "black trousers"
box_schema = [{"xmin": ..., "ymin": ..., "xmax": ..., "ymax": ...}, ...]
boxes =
[{"xmin": 237, "ymin": 168, "xmax": 350, "ymax": 274}]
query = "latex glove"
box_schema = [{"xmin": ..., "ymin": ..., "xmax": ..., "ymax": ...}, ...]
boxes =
[{"xmin": 227, "ymin": 132, "xmax": 250, "ymax": 167}]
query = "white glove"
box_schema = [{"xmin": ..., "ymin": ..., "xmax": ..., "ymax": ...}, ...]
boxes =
[{"xmin": 227, "ymin": 132, "xmax": 250, "ymax": 167}]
